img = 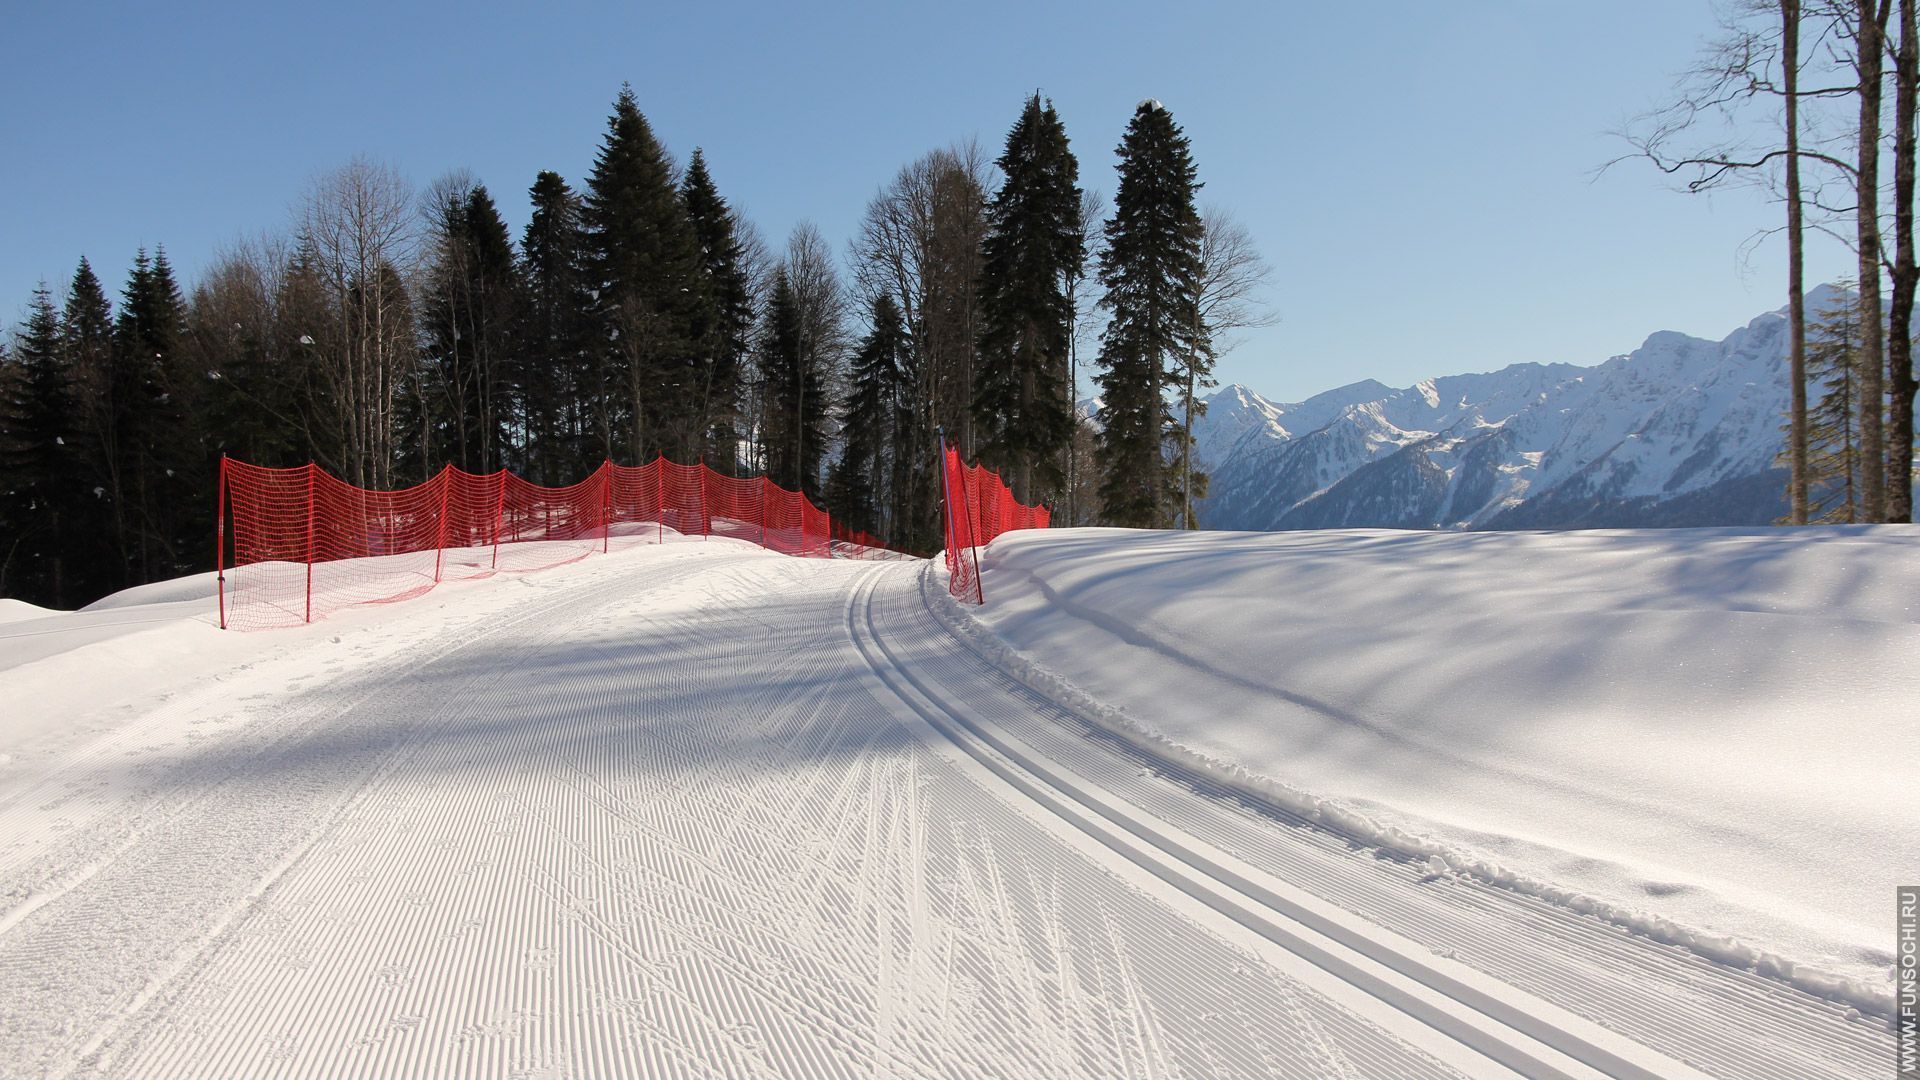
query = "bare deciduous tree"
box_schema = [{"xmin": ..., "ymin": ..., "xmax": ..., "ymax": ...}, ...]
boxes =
[
  {"xmin": 1063, "ymin": 188, "xmax": 1106, "ymax": 526},
  {"xmin": 1785, "ymin": 0, "xmax": 1812, "ymax": 524},
  {"xmin": 1608, "ymin": 0, "xmax": 1920, "ymax": 522},
  {"xmin": 301, "ymin": 156, "xmax": 417, "ymax": 488},
  {"xmin": 784, "ymin": 221, "xmax": 847, "ymax": 493},
  {"xmin": 1888, "ymin": 0, "xmax": 1918, "ymax": 519},
  {"xmin": 731, "ymin": 211, "xmax": 775, "ymax": 474},
  {"xmin": 1849, "ymin": 0, "xmax": 1893, "ymax": 520},
  {"xmin": 1175, "ymin": 207, "xmax": 1276, "ymax": 528},
  {"xmin": 849, "ymin": 141, "xmax": 991, "ymax": 548}
]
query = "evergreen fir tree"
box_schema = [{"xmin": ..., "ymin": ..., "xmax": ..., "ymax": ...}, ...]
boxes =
[
  {"xmin": 189, "ymin": 247, "xmax": 300, "ymax": 470},
  {"xmin": 972, "ymin": 94, "xmax": 1084, "ymax": 503},
  {"xmin": 60, "ymin": 257, "xmax": 122, "ymax": 600},
  {"xmin": 582, "ymin": 85, "xmax": 702, "ymax": 462},
  {"xmin": 463, "ymin": 186, "xmax": 521, "ymax": 470},
  {"xmin": 822, "ymin": 454, "xmax": 863, "ymax": 535},
  {"xmin": 114, "ymin": 247, "xmax": 200, "ymax": 580},
  {"xmin": 1, "ymin": 287, "xmax": 78, "ymax": 605},
  {"xmin": 421, "ymin": 184, "xmax": 522, "ymax": 473},
  {"xmin": 842, "ymin": 294, "xmax": 911, "ymax": 538},
  {"xmin": 1093, "ymin": 100, "xmax": 1204, "ymax": 528},
  {"xmin": 275, "ymin": 238, "xmax": 342, "ymax": 472},
  {"xmin": 758, "ymin": 269, "xmax": 825, "ymax": 494},
  {"xmin": 0, "ymin": 339, "xmax": 19, "ymax": 595},
  {"xmin": 680, "ymin": 149, "xmax": 755, "ymax": 470},
  {"xmin": 1799, "ymin": 288, "xmax": 1869, "ymax": 522},
  {"xmin": 521, "ymin": 170, "xmax": 593, "ymax": 482}
]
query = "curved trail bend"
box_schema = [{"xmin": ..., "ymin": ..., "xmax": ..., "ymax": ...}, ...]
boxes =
[{"xmin": 0, "ymin": 545, "xmax": 1883, "ymax": 1077}]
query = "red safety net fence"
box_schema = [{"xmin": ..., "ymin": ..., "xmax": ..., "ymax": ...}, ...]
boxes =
[
  {"xmin": 217, "ymin": 456, "xmax": 909, "ymax": 630},
  {"xmin": 940, "ymin": 446, "xmax": 1052, "ymax": 605}
]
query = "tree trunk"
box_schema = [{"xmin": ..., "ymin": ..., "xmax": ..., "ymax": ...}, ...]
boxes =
[
  {"xmin": 1889, "ymin": 0, "xmax": 1919, "ymax": 521},
  {"xmin": 1066, "ymin": 317, "xmax": 1077, "ymax": 526},
  {"xmin": 1858, "ymin": 0, "xmax": 1890, "ymax": 522},
  {"xmin": 1786, "ymin": 0, "xmax": 1811, "ymax": 524},
  {"xmin": 1184, "ymin": 359, "xmax": 1197, "ymax": 529}
]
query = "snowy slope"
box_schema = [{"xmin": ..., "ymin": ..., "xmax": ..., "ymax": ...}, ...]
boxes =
[
  {"xmin": 0, "ymin": 535, "xmax": 1892, "ymax": 1075},
  {"xmin": 1196, "ymin": 287, "xmax": 1864, "ymax": 530},
  {"xmin": 0, "ymin": 541, "xmax": 1538, "ymax": 1076},
  {"xmin": 959, "ymin": 525, "xmax": 1919, "ymax": 1016}
]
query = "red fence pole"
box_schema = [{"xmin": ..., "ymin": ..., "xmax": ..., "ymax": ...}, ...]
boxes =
[
  {"xmin": 432, "ymin": 465, "xmax": 451, "ymax": 583},
  {"xmin": 937, "ymin": 428, "xmax": 983, "ymax": 604},
  {"xmin": 304, "ymin": 462, "xmax": 315, "ymax": 624},
  {"xmin": 656, "ymin": 455, "xmax": 665, "ymax": 545},
  {"xmin": 601, "ymin": 461, "xmax": 611, "ymax": 553},
  {"xmin": 216, "ymin": 455, "xmax": 228, "ymax": 630},
  {"xmin": 957, "ymin": 456, "xmax": 982, "ymax": 603},
  {"xmin": 490, "ymin": 471, "xmax": 507, "ymax": 570}
]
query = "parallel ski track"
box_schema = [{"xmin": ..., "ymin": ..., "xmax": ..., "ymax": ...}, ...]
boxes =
[
  {"xmin": 48, "ymin": 553, "xmax": 1466, "ymax": 1077},
  {"xmin": 888, "ymin": 562, "xmax": 1889, "ymax": 1080},
  {"xmin": 850, "ymin": 568, "xmax": 1672, "ymax": 1080}
]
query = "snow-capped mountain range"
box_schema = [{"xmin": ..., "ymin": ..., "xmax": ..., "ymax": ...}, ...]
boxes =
[{"xmin": 1191, "ymin": 288, "xmax": 1844, "ymax": 531}]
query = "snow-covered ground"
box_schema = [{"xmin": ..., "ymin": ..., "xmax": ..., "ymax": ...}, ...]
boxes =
[
  {"xmin": 0, "ymin": 531, "xmax": 1894, "ymax": 1076},
  {"xmin": 955, "ymin": 525, "xmax": 1920, "ymax": 1014}
]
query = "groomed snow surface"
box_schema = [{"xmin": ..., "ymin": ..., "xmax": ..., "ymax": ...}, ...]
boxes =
[
  {"xmin": 0, "ymin": 526, "xmax": 1901, "ymax": 1076},
  {"xmin": 957, "ymin": 526, "xmax": 1919, "ymax": 1015}
]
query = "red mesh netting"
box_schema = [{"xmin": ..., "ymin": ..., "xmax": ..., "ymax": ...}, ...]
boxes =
[
  {"xmin": 217, "ymin": 456, "xmax": 908, "ymax": 630},
  {"xmin": 940, "ymin": 447, "xmax": 1051, "ymax": 606}
]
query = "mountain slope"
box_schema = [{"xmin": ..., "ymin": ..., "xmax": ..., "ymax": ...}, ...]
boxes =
[{"xmin": 1194, "ymin": 289, "xmax": 1848, "ymax": 530}]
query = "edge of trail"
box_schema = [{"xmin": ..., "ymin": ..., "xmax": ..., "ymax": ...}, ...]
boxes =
[
  {"xmin": 866, "ymin": 558, "xmax": 1887, "ymax": 1080},
  {"xmin": 845, "ymin": 563, "xmax": 1708, "ymax": 1080}
]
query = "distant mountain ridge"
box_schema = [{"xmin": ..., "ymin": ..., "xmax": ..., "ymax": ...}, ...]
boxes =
[{"xmin": 1191, "ymin": 288, "xmax": 1851, "ymax": 531}]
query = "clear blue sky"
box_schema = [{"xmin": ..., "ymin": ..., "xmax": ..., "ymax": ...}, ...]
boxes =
[{"xmin": 1, "ymin": 0, "xmax": 1852, "ymax": 403}]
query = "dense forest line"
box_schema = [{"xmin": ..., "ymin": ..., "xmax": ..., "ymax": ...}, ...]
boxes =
[{"xmin": 0, "ymin": 88, "xmax": 1267, "ymax": 609}]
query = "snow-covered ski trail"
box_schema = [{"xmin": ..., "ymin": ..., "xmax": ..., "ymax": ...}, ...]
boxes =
[
  {"xmin": 891, "ymin": 562, "xmax": 1891, "ymax": 1080},
  {"xmin": 852, "ymin": 567, "xmax": 1709, "ymax": 1080},
  {"xmin": 0, "ymin": 545, "xmax": 1887, "ymax": 1076},
  {"xmin": 6, "ymin": 549, "xmax": 1473, "ymax": 1078}
]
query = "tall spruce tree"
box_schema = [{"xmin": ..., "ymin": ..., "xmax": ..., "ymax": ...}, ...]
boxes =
[
  {"xmin": 840, "ymin": 294, "xmax": 911, "ymax": 537},
  {"xmin": 61, "ymin": 258, "xmax": 122, "ymax": 599},
  {"xmin": 581, "ymin": 85, "xmax": 702, "ymax": 463},
  {"xmin": 972, "ymin": 94, "xmax": 1084, "ymax": 504},
  {"xmin": 0, "ymin": 338, "xmax": 18, "ymax": 597},
  {"xmin": 758, "ymin": 269, "xmax": 825, "ymax": 495},
  {"xmin": 680, "ymin": 149, "xmax": 755, "ymax": 470},
  {"xmin": 2, "ymin": 287, "xmax": 80, "ymax": 605},
  {"xmin": 115, "ymin": 247, "xmax": 200, "ymax": 580},
  {"xmin": 275, "ymin": 238, "xmax": 342, "ymax": 472},
  {"xmin": 521, "ymin": 170, "xmax": 593, "ymax": 482},
  {"xmin": 1093, "ymin": 100, "xmax": 1203, "ymax": 528},
  {"xmin": 189, "ymin": 244, "xmax": 301, "ymax": 470},
  {"xmin": 1801, "ymin": 288, "xmax": 1869, "ymax": 522},
  {"xmin": 420, "ymin": 183, "xmax": 521, "ymax": 473},
  {"xmin": 463, "ymin": 186, "xmax": 521, "ymax": 471}
]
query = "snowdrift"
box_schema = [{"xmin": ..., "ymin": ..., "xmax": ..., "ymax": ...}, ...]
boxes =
[{"xmin": 942, "ymin": 525, "xmax": 1920, "ymax": 1013}]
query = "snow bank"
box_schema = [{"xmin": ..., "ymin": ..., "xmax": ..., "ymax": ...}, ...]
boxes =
[
  {"xmin": 0, "ymin": 535, "xmax": 784, "ymax": 780},
  {"xmin": 0, "ymin": 599, "xmax": 55, "ymax": 625},
  {"xmin": 939, "ymin": 526, "xmax": 1920, "ymax": 1015}
]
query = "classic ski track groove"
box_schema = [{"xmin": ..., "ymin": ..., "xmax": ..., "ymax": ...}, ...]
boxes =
[
  {"xmin": 8, "ymin": 551, "xmax": 1478, "ymax": 1077},
  {"xmin": 852, "ymin": 567, "xmax": 1677, "ymax": 1080},
  {"xmin": 903, "ymin": 560, "xmax": 1892, "ymax": 1079}
]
